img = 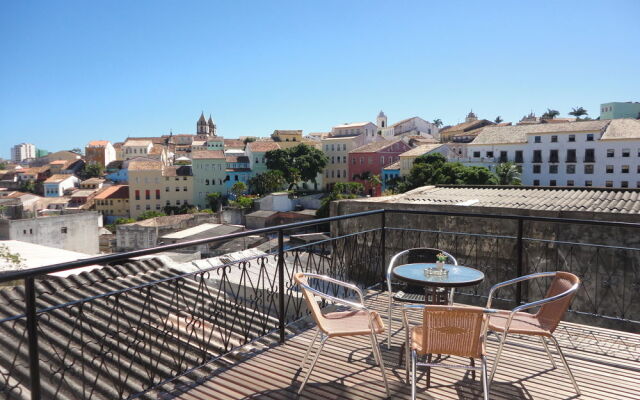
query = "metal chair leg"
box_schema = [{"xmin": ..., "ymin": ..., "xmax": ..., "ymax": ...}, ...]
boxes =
[
  {"xmin": 426, "ymin": 353, "xmax": 432, "ymax": 388},
  {"xmin": 370, "ymin": 332, "xmax": 390, "ymax": 398},
  {"xmin": 411, "ymin": 349, "xmax": 417, "ymax": 400},
  {"xmin": 405, "ymin": 335, "xmax": 410, "ymax": 383},
  {"xmin": 548, "ymin": 335, "xmax": 581, "ymax": 395},
  {"xmin": 481, "ymin": 356, "xmax": 489, "ymax": 400},
  {"xmin": 540, "ymin": 336, "xmax": 557, "ymax": 369},
  {"xmin": 387, "ymin": 298, "xmax": 393, "ymax": 349},
  {"xmin": 489, "ymin": 331, "xmax": 508, "ymax": 383},
  {"xmin": 448, "ymin": 287, "xmax": 455, "ymax": 305},
  {"xmin": 298, "ymin": 334, "xmax": 328, "ymax": 394},
  {"xmin": 301, "ymin": 328, "xmax": 320, "ymax": 369}
]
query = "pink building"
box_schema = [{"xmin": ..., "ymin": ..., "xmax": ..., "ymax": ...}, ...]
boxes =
[{"xmin": 348, "ymin": 139, "xmax": 411, "ymax": 196}]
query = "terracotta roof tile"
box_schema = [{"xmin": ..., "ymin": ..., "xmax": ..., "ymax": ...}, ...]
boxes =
[
  {"xmin": 94, "ymin": 185, "xmax": 129, "ymax": 200},
  {"xmin": 247, "ymin": 141, "xmax": 280, "ymax": 152},
  {"xmin": 191, "ymin": 150, "xmax": 225, "ymax": 159}
]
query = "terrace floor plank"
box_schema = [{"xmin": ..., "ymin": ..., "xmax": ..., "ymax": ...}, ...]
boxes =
[{"xmin": 171, "ymin": 291, "xmax": 640, "ymax": 400}]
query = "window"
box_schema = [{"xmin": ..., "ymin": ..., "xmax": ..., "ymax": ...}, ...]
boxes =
[
  {"xmin": 586, "ymin": 134, "xmax": 594, "ymax": 141},
  {"xmin": 175, "ymin": 187, "xmax": 179, "ymax": 191},
  {"xmin": 135, "ymin": 190, "xmax": 140, "ymax": 200},
  {"xmin": 637, "ymin": 181, "xmax": 640, "ymax": 188},
  {"xmin": 381, "ymin": 156, "xmax": 385, "ymax": 164},
  {"xmin": 176, "ymin": 200, "xmax": 181, "ymax": 205},
  {"xmin": 621, "ymin": 181, "xmax": 629, "ymax": 188},
  {"xmin": 568, "ymin": 135, "xmax": 575, "ymax": 142},
  {"xmin": 637, "ymin": 165, "xmax": 640, "ymax": 173},
  {"xmin": 533, "ymin": 180, "xmax": 540, "ymax": 186},
  {"xmin": 486, "ymin": 151, "xmax": 494, "ymax": 158},
  {"xmin": 166, "ymin": 200, "xmax": 170, "ymax": 205},
  {"xmin": 622, "ymin": 165, "xmax": 629, "ymax": 173},
  {"xmin": 61, "ymin": 227, "xmax": 67, "ymax": 234},
  {"xmin": 205, "ymin": 179, "xmax": 209, "ymax": 185},
  {"xmin": 551, "ymin": 135, "xmax": 558, "ymax": 143},
  {"xmin": 154, "ymin": 189, "xmax": 160, "ymax": 199},
  {"xmin": 499, "ymin": 151, "xmax": 508, "ymax": 163},
  {"xmin": 351, "ymin": 157, "xmax": 356, "ymax": 165},
  {"xmin": 331, "ymin": 156, "xmax": 334, "ymax": 164},
  {"xmin": 532, "ymin": 150, "xmax": 542, "ymax": 163},
  {"xmin": 145, "ymin": 204, "xmax": 150, "ymax": 210},
  {"xmin": 622, "ymin": 148, "xmax": 630, "ymax": 157},
  {"xmin": 549, "ymin": 180, "xmax": 557, "ymax": 186},
  {"xmin": 155, "ymin": 204, "xmax": 161, "ymax": 210},
  {"xmin": 566, "ymin": 164, "xmax": 575, "ymax": 174},
  {"xmin": 343, "ymin": 144, "xmax": 346, "ymax": 151},
  {"xmin": 331, "ymin": 170, "xmax": 334, "ymax": 178},
  {"xmin": 368, "ymin": 157, "xmax": 373, "ymax": 165},
  {"xmin": 606, "ymin": 165, "xmax": 614, "ymax": 173},
  {"xmin": 515, "ymin": 151, "xmax": 523, "ymax": 163},
  {"xmin": 605, "ymin": 181, "xmax": 613, "ymax": 188},
  {"xmin": 607, "ymin": 149, "xmax": 615, "ymax": 158},
  {"xmin": 473, "ymin": 151, "xmax": 481, "ymax": 158},
  {"xmin": 136, "ymin": 204, "xmax": 141, "ymax": 210},
  {"xmin": 331, "ymin": 144, "xmax": 335, "ymax": 151},
  {"xmin": 585, "ymin": 180, "xmax": 592, "ymax": 187},
  {"xmin": 255, "ymin": 157, "xmax": 259, "ymax": 163},
  {"xmin": 584, "ymin": 165, "xmax": 594, "ymax": 174},
  {"xmin": 533, "ymin": 165, "xmax": 541, "ymax": 174},
  {"xmin": 165, "ymin": 186, "xmax": 169, "ymax": 192},
  {"xmin": 584, "ymin": 149, "xmax": 595, "ymax": 162},
  {"xmin": 566, "ymin": 149, "xmax": 577, "ymax": 163},
  {"xmin": 549, "ymin": 150, "xmax": 559, "ymax": 163},
  {"xmin": 567, "ymin": 180, "xmax": 574, "ymax": 186},
  {"xmin": 343, "ymin": 156, "xmax": 346, "ymax": 163},
  {"xmin": 534, "ymin": 136, "xmax": 541, "ymax": 143},
  {"xmin": 549, "ymin": 165, "xmax": 558, "ymax": 174},
  {"xmin": 360, "ymin": 157, "xmax": 364, "ymax": 165},
  {"xmin": 336, "ymin": 170, "xmax": 340, "ymax": 178}
]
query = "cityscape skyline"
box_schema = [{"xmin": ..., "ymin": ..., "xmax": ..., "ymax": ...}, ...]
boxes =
[{"xmin": 2, "ymin": 1, "xmax": 639, "ymax": 158}]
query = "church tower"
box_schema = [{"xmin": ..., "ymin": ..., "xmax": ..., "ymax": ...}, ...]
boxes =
[
  {"xmin": 377, "ymin": 110, "xmax": 387, "ymax": 129},
  {"xmin": 465, "ymin": 110, "xmax": 478, "ymax": 123},
  {"xmin": 197, "ymin": 112, "xmax": 209, "ymax": 135},
  {"xmin": 208, "ymin": 115, "xmax": 217, "ymax": 137}
]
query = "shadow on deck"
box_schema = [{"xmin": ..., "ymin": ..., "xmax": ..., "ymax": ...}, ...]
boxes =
[{"xmin": 167, "ymin": 290, "xmax": 640, "ymax": 400}]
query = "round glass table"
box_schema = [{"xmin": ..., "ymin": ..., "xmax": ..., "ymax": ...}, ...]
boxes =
[{"xmin": 392, "ymin": 263, "xmax": 485, "ymax": 304}]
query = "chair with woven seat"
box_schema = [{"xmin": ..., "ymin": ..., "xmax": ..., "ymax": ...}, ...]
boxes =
[
  {"xmin": 293, "ymin": 272, "xmax": 390, "ymax": 397},
  {"xmin": 486, "ymin": 271, "xmax": 581, "ymax": 395},
  {"xmin": 386, "ymin": 248, "xmax": 457, "ymax": 348},
  {"xmin": 401, "ymin": 304, "xmax": 495, "ymax": 400}
]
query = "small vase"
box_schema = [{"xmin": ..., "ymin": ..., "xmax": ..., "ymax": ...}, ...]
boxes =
[{"xmin": 436, "ymin": 261, "xmax": 445, "ymax": 270}]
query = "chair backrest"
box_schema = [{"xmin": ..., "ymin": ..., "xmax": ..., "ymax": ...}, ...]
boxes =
[
  {"xmin": 419, "ymin": 305, "xmax": 486, "ymax": 358},
  {"xmin": 535, "ymin": 271, "xmax": 580, "ymax": 333},
  {"xmin": 407, "ymin": 248, "xmax": 457, "ymax": 265},
  {"xmin": 294, "ymin": 272, "xmax": 330, "ymax": 333}
]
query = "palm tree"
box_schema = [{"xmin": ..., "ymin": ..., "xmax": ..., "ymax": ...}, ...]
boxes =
[
  {"xmin": 494, "ymin": 116, "xmax": 503, "ymax": 124},
  {"xmin": 569, "ymin": 107, "xmax": 588, "ymax": 119},
  {"xmin": 495, "ymin": 162, "xmax": 521, "ymax": 185},
  {"xmin": 541, "ymin": 108, "xmax": 560, "ymax": 119},
  {"xmin": 432, "ymin": 119, "xmax": 443, "ymax": 128}
]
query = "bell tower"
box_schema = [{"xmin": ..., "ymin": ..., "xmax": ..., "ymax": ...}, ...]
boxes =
[
  {"xmin": 377, "ymin": 110, "xmax": 387, "ymax": 129},
  {"xmin": 197, "ymin": 112, "xmax": 209, "ymax": 135}
]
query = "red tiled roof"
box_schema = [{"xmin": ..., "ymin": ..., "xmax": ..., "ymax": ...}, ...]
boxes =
[
  {"xmin": 87, "ymin": 140, "xmax": 110, "ymax": 147},
  {"xmin": 192, "ymin": 150, "xmax": 226, "ymax": 159},
  {"xmin": 247, "ymin": 141, "xmax": 280, "ymax": 152},
  {"xmin": 351, "ymin": 139, "xmax": 405, "ymax": 153}
]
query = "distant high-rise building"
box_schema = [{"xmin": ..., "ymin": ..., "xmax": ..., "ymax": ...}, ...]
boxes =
[
  {"xmin": 600, "ymin": 102, "xmax": 640, "ymax": 120},
  {"xmin": 11, "ymin": 143, "xmax": 36, "ymax": 163}
]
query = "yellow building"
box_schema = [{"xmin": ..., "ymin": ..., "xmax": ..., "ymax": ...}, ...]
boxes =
[
  {"xmin": 271, "ymin": 130, "xmax": 303, "ymax": 149},
  {"xmin": 321, "ymin": 134, "xmax": 366, "ymax": 190},
  {"xmin": 94, "ymin": 185, "xmax": 130, "ymax": 220},
  {"xmin": 128, "ymin": 160, "xmax": 194, "ymax": 219},
  {"xmin": 399, "ymin": 144, "xmax": 447, "ymax": 176}
]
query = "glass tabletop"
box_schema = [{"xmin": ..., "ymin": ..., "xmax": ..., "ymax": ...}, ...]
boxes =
[{"xmin": 392, "ymin": 263, "xmax": 485, "ymax": 287}]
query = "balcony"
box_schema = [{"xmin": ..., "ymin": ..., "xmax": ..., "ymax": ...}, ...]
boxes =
[{"xmin": 0, "ymin": 210, "xmax": 638, "ymax": 399}]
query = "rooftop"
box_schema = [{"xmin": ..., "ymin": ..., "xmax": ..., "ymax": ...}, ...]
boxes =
[
  {"xmin": 160, "ymin": 223, "xmax": 242, "ymax": 240},
  {"xmin": 44, "ymin": 174, "xmax": 74, "ymax": 183},
  {"xmin": 383, "ymin": 161, "xmax": 400, "ymax": 170},
  {"xmin": 440, "ymin": 119, "xmax": 493, "ymax": 133},
  {"xmin": 471, "ymin": 120, "xmax": 610, "ymax": 145},
  {"xmin": 351, "ymin": 139, "xmax": 404, "ymax": 153},
  {"xmin": 600, "ymin": 118, "xmax": 640, "ymax": 140},
  {"xmin": 123, "ymin": 139, "xmax": 153, "ymax": 147},
  {"xmin": 163, "ymin": 165, "xmax": 193, "ymax": 177},
  {"xmin": 247, "ymin": 141, "xmax": 281, "ymax": 152},
  {"xmin": 127, "ymin": 159, "xmax": 163, "ymax": 170},
  {"xmin": 399, "ymin": 144, "xmax": 444, "ymax": 157},
  {"xmin": 333, "ymin": 122, "xmax": 373, "ymax": 129},
  {"xmin": 191, "ymin": 150, "xmax": 226, "ymax": 159},
  {"xmin": 94, "ymin": 185, "xmax": 129, "ymax": 200},
  {"xmin": 86, "ymin": 140, "xmax": 110, "ymax": 147}
]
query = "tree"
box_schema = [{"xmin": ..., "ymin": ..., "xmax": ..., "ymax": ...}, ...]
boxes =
[
  {"xmin": 316, "ymin": 182, "xmax": 364, "ymax": 218},
  {"xmin": 80, "ymin": 163, "xmax": 104, "ymax": 179},
  {"xmin": 432, "ymin": 119, "xmax": 443, "ymax": 128},
  {"xmin": 70, "ymin": 148, "xmax": 84, "ymax": 155},
  {"xmin": 243, "ymin": 137, "xmax": 257, "ymax": 144},
  {"xmin": 367, "ymin": 174, "xmax": 382, "ymax": 196},
  {"xmin": 494, "ymin": 162, "xmax": 522, "ymax": 185},
  {"xmin": 19, "ymin": 180, "xmax": 36, "ymax": 194},
  {"xmin": 230, "ymin": 181, "xmax": 247, "ymax": 198},
  {"xmin": 0, "ymin": 162, "xmax": 7, "ymax": 170},
  {"xmin": 206, "ymin": 192, "xmax": 223, "ymax": 211},
  {"xmin": 397, "ymin": 153, "xmax": 497, "ymax": 192},
  {"xmin": 265, "ymin": 144, "xmax": 328, "ymax": 190},
  {"xmin": 248, "ymin": 170, "xmax": 286, "ymax": 196},
  {"xmin": 494, "ymin": 116, "xmax": 503, "ymax": 124},
  {"xmin": 229, "ymin": 195, "xmax": 254, "ymax": 209},
  {"xmin": 569, "ymin": 107, "xmax": 588, "ymax": 119},
  {"xmin": 137, "ymin": 211, "xmax": 166, "ymax": 220},
  {"xmin": 541, "ymin": 109, "xmax": 560, "ymax": 119}
]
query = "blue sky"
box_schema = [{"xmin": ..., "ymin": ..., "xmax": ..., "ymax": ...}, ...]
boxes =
[{"xmin": 1, "ymin": 1, "xmax": 639, "ymax": 159}]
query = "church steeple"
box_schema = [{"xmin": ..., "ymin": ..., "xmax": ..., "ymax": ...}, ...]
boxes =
[
  {"xmin": 208, "ymin": 115, "xmax": 216, "ymax": 136},
  {"xmin": 197, "ymin": 112, "xmax": 209, "ymax": 135}
]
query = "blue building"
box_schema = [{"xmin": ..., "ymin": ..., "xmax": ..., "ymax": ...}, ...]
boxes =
[
  {"xmin": 225, "ymin": 156, "xmax": 251, "ymax": 197},
  {"xmin": 381, "ymin": 161, "xmax": 400, "ymax": 192}
]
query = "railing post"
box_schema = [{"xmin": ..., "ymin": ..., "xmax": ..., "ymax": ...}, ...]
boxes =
[
  {"xmin": 278, "ymin": 229, "xmax": 286, "ymax": 343},
  {"xmin": 381, "ymin": 210, "xmax": 386, "ymax": 283},
  {"xmin": 516, "ymin": 218, "xmax": 524, "ymax": 305},
  {"xmin": 25, "ymin": 277, "xmax": 41, "ymax": 400}
]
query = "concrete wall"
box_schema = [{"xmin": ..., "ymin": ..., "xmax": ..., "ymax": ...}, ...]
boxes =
[{"xmin": 0, "ymin": 212, "xmax": 100, "ymax": 254}]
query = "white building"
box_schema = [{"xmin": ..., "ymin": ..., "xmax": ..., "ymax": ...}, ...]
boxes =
[
  {"xmin": 331, "ymin": 121, "xmax": 378, "ymax": 140},
  {"xmin": 122, "ymin": 139, "xmax": 153, "ymax": 160},
  {"xmin": 466, "ymin": 119, "xmax": 640, "ymax": 188},
  {"xmin": 11, "ymin": 143, "xmax": 36, "ymax": 163},
  {"xmin": 378, "ymin": 113, "xmax": 439, "ymax": 141}
]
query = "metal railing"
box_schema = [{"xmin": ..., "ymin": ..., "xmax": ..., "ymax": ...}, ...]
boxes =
[{"xmin": 1, "ymin": 208, "xmax": 639, "ymax": 399}]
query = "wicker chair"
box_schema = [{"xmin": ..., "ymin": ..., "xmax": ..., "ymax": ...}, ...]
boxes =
[
  {"xmin": 386, "ymin": 248, "xmax": 457, "ymax": 348},
  {"xmin": 401, "ymin": 304, "xmax": 495, "ymax": 400},
  {"xmin": 293, "ymin": 272, "xmax": 390, "ymax": 397},
  {"xmin": 486, "ymin": 271, "xmax": 581, "ymax": 395}
]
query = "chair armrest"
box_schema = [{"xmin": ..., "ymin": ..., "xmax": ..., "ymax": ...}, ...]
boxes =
[
  {"xmin": 302, "ymin": 273, "xmax": 365, "ymax": 305},
  {"xmin": 300, "ymin": 283, "xmax": 368, "ymax": 311},
  {"xmin": 486, "ymin": 272, "xmax": 556, "ymax": 308},
  {"xmin": 386, "ymin": 250, "xmax": 411, "ymax": 289},
  {"xmin": 511, "ymin": 282, "xmax": 579, "ymax": 314}
]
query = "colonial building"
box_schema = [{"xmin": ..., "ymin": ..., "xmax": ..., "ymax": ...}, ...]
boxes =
[
  {"xmin": 94, "ymin": 185, "xmax": 130, "ymax": 223},
  {"xmin": 85, "ymin": 140, "xmax": 116, "ymax": 167},
  {"xmin": 398, "ymin": 144, "xmax": 448, "ymax": 176},
  {"xmin": 191, "ymin": 150, "xmax": 227, "ymax": 209},
  {"xmin": 43, "ymin": 174, "xmax": 79, "ymax": 197},
  {"xmin": 225, "ymin": 156, "xmax": 251, "ymax": 195},
  {"xmin": 321, "ymin": 134, "xmax": 367, "ymax": 191},
  {"xmin": 271, "ymin": 130, "xmax": 303, "ymax": 149},
  {"xmin": 600, "ymin": 101, "xmax": 640, "ymax": 120},
  {"xmin": 378, "ymin": 112, "xmax": 439, "ymax": 141},
  {"xmin": 439, "ymin": 111, "xmax": 494, "ymax": 143},
  {"xmin": 348, "ymin": 138, "xmax": 411, "ymax": 196},
  {"xmin": 245, "ymin": 141, "xmax": 280, "ymax": 176},
  {"xmin": 122, "ymin": 139, "xmax": 153, "ymax": 160}
]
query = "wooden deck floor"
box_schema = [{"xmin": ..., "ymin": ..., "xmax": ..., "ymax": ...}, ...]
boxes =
[{"xmin": 172, "ymin": 291, "xmax": 640, "ymax": 400}]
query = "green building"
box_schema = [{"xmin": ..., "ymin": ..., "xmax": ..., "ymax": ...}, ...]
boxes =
[
  {"xmin": 191, "ymin": 150, "xmax": 227, "ymax": 208},
  {"xmin": 36, "ymin": 149, "xmax": 49, "ymax": 158},
  {"xmin": 600, "ymin": 102, "xmax": 640, "ymax": 120},
  {"xmin": 245, "ymin": 140, "xmax": 281, "ymax": 177}
]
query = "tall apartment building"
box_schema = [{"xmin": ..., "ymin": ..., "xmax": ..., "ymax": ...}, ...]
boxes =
[
  {"xmin": 465, "ymin": 119, "xmax": 640, "ymax": 188},
  {"xmin": 11, "ymin": 143, "xmax": 36, "ymax": 163}
]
